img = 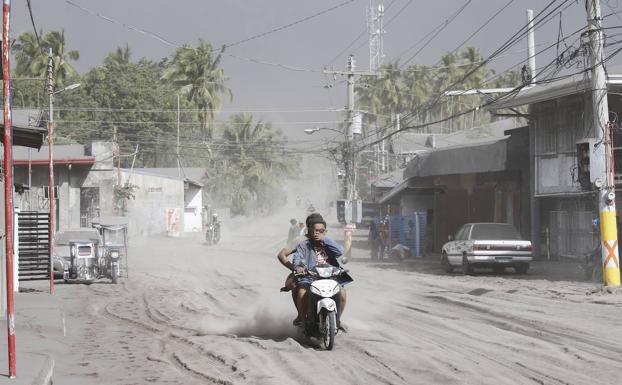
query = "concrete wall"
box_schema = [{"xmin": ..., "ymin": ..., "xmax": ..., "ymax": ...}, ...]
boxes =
[
  {"xmin": 400, "ymin": 194, "xmax": 433, "ymax": 215},
  {"xmin": 120, "ymin": 170, "xmax": 184, "ymax": 236}
]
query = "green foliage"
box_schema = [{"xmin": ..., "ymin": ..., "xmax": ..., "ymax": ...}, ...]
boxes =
[
  {"xmin": 114, "ymin": 182, "xmax": 138, "ymax": 215},
  {"xmin": 114, "ymin": 182, "xmax": 138, "ymax": 201},
  {"xmin": 162, "ymin": 40, "xmax": 231, "ymax": 140},
  {"xmin": 13, "ymin": 30, "xmax": 80, "ymax": 88},
  {"xmin": 206, "ymin": 113, "xmax": 298, "ymax": 216},
  {"xmin": 356, "ymin": 47, "xmax": 521, "ymax": 135},
  {"xmin": 55, "ymin": 54, "xmax": 182, "ymax": 167}
]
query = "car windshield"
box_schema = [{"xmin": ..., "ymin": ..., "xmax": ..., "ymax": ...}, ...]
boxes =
[
  {"xmin": 470, "ymin": 224, "xmax": 522, "ymax": 240},
  {"xmin": 55, "ymin": 230, "xmax": 101, "ymax": 245}
]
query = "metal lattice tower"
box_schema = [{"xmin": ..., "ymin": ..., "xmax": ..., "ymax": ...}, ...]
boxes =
[{"xmin": 367, "ymin": 1, "xmax": 385, "ymax": 73}]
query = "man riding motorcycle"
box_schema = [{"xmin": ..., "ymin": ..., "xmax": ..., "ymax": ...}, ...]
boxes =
[
  {"xmin": 290, "ymin": 215, "xmax": 349, "ymax": 329},
  {"xmin": 277, "ymin": 213, "xmax": 348, "ymax": 327}
]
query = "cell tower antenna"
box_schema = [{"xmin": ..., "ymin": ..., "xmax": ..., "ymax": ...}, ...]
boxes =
[{"xmin": 367, "ymin": 1, "xmax": 385, "ymax": 73}]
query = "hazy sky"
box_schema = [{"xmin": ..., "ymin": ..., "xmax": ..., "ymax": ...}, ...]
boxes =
[{"xmin": 9, "ymin": 0, "xmax": 617, "ymax": 142}]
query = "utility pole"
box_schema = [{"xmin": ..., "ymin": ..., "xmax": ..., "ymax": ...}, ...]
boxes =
[
  {"xmin": 2, "ymin": 0, "xmax": 16, "ymax": 377},
  {"xmin": 324, "ymin": 55, "xmax": 375, "ymax": 222},
  {"xmin": 346, "ymin": 55, "xmax": 356, "ymax": 202},
  {"xmin": 527, "ymin": 9, "xmax": 536, "ymax": 84},
  {"xmin": 177, "ymin": 94, "xmax": 181, "ymax": 179},
  {"xmin": 46, "ymin": 47, "xmax": 55, "ymax": 295},
  {"xmin": 587, "ymin": 0, "xmax": 620, "ymax": 287}
]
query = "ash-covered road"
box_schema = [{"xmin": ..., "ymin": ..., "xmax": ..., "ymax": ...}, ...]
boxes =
[{"xmin": 48, "ymin": 212, "xmax": 622, "ymax": 385}]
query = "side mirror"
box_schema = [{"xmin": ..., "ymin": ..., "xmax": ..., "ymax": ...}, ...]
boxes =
[{"xmin": 448, "ymin": 235, "xmax": 454, "ymax": 241}]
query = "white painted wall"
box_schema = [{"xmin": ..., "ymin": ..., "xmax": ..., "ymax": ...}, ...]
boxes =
[
  {"xmin": 121, "ymin": 170, "xmax": 184, "ymax": 236},
  {"xmin": 183, "ymin": 184, "xmax": 203, "ymax": 232}
]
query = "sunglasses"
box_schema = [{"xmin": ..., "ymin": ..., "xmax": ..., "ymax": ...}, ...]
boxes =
[{"xmin": 313, "ymin": 228, "xmax": 327, "ymax": 234}]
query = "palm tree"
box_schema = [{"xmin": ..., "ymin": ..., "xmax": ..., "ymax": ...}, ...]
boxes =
[
  {"xmin": 402, "ymin": 64, "xmax": 433, "ymax": 125},
  {"xmin": 26, "ymin": 30, "xmax": 80, "ymax": 88},
  {"xmin": 13, "ymin": 32, "xmax": 41, "ymax": 77},
  {"xmin": 104, "ymin": 44, "xmax": 131, "ymax": 67},
  {"xmin": 215, "ymin": 113, "xmax": 293, "ymax": 214},
  {"xmin": 163, "ymin": 40, "xmax": 231, "ymax": 139}
]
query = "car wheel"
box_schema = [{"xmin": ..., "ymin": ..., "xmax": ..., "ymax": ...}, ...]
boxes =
[
  {"xmin": 442, "ymin": 252, "xmax": 453, "ymax": 273},
  {"xmin": 515, "ymin": 263, "xmax": 529, "ymax": 275},
  {"xmin": 493, "ymin": 266, "xmax": 505, "ymax": 274},
  {"xmin": 461, "ymin": 254, "xmax": 473, "ymax": 275}
]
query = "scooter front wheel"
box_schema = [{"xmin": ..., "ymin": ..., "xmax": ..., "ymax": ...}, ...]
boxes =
[{"xmin": 320, "ymin": 310, "xmax": 337, "ymax": 350}]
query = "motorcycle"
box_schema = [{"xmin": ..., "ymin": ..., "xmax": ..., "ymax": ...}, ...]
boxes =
[
  {"xmin": 297, "ymin": 264, "xmax": 351, "ymax": 350},
  {"xmin": 92, "ymin": 220, "xmax": 129, "ymax": 284},
  {"xmin": 583, "ymin": 245, "xmax": 602, "ymax": 282},
  {"xmin": 205, "ymin": 222, "xmax": 221, "ymax": 245},
  {"xmin": 307, "ymin": 204, "xmax": 316, "ymax": 214}
]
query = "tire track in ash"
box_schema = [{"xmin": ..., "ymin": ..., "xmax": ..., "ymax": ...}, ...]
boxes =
[
  {"xmin": 388, "ymin": 306, "xmax": 572, "ymax": 385},
  {"xmin": 392, "ymin": 293, "xmax": 607, "ymax": 384},
  {"xmin": 99, "ymin": 288, "xmax": 246, "ymax": 385},
  {"xmin": 423, "ymin": 294, "xmax": 622, "ymax": 362}
]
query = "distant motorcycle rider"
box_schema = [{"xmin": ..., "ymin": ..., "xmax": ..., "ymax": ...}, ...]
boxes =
[{"xmin": 206, "ymin": 213, "xmax": 221, "ymax": 244}]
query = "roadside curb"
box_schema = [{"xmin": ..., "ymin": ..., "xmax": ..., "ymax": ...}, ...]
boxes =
[{"xmin": 30, "ymin": 354, "xmax": 54, "ymax": 385}]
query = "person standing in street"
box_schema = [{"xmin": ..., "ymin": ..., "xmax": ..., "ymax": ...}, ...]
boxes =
[{"xmin": 287, "ymin": 218, "xmax": 299, "ymax": 243}]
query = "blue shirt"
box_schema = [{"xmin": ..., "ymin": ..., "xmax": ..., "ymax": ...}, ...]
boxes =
[{"xmin": 292, "ymin": 237, "xmax": 344, "ymax": 270}]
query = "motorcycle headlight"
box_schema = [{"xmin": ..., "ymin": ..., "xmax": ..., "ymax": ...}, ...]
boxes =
[{"xmin": 110, "ymin": 251, "xmax": 120, "ymax": 259}]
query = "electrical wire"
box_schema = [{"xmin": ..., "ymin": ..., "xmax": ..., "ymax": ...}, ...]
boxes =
[
  {"xmin": 358, "ymin": 1, "xmax": 583, "ymax": 144},
  {"xmin": 358, "ymin": 0, "xmax": 575, "ymax": 141},
  {"xmin": 324, "ymin": 0, "xmax": 398, "ymax": 67},
  {"xmin": 360, "ymin": 43, "xmax": 622, "ymax": 150},
  {"xmin": 65, "ymin": 0, "xmax": 330, "ymax": 74},
  {"xmin": 400, "ymin": 0, "xmax": 473, "ymax": 67},
  {"xmin": 434, "ymin": 0, "xmax": 515, "ymax": 66},
  {"xmin": 25, "ymin": 0, "xmax": 42, "ymax": 47},
  {"xmin": 225, "ymin": 0, "xmax": 355, "ymax": 48},
  {"xmin": 337, "ymin": 0, "xmax": 417, "ymax": 65}
]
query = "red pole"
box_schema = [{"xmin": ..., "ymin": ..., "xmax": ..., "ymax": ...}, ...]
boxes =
[
  {"xmin": 47, "ymin": 48, "xmax": 55, "ymax": 295},
  {"xmin": 48, "ymin": 119, "xmax": 54, "ymax": 294},
  {"xmin": 3, "ymin": 0, "xmax": 17, "ymax": 378}
]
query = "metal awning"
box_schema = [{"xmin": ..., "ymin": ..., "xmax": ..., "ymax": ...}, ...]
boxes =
[
  {"xmin": 379, "ymin": 179, "xmax": 443, "ymax": 204},
  {"xmin": 0, "ymin": 124, "xmax": 46, "ymax": 149},
  {"xmin": 404, "ymin": 139, "xmax": 507, "ymax": 179}
]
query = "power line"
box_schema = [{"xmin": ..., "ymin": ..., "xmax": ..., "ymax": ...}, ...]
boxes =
[
  {"xmin": 435, "ymin": 0, "xmax": 515, "ymax": 65},
  {"xmin": 358, "ymin": 0, "xmax": 576, "ymax": 141},
  {"xmin": 25, "ymin": 0, "xmax": 42, "ymax": 46},
  {"xmin": 324, "ymin": 0, "xmax": 401, "ymax": 67},
  {"xmin": 361, "ymin": 42, "xmax": 622, "ymax": 149},
  {"xmin": 225, "ymin": 0, "xmax": 355, "ymax": 48},
  {"xmin": 400, "ymin": 0, "xmax": 473, "ymax": 67},
  {"xmin": 66, "ymin": 0, "xmax": 184, "ymax": 49},
  {"xmin": 65, "ymin": 0, "xmax": 329, "ymax": 74},
  {"xmin": 52, "ymin": 119, "xmax": 345, "ymax": 126}
]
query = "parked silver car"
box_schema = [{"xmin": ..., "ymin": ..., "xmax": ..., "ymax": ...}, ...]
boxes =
[{"xmin": 441, "ymin": 223, "xmax": 532, "ymax": 275}]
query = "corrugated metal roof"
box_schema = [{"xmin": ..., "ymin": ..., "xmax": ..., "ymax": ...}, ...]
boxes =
[
  {"xmin": 12, "ymin": 144, "xmax": 95, "ymax": 163},
  {"xmin": 126, "ymin": 168, "xmax": 205, "ymax": 187},
  {"xmin": 404, "ymin": 139, "xmax": 507, "ymax": 179},
  {"xmin": 488, "ymin": 71, "xmax": 622, "ymax": 109},
  {"xmin": 0, "ymin": 125, "xmax": 47, "ymax": 149}
]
